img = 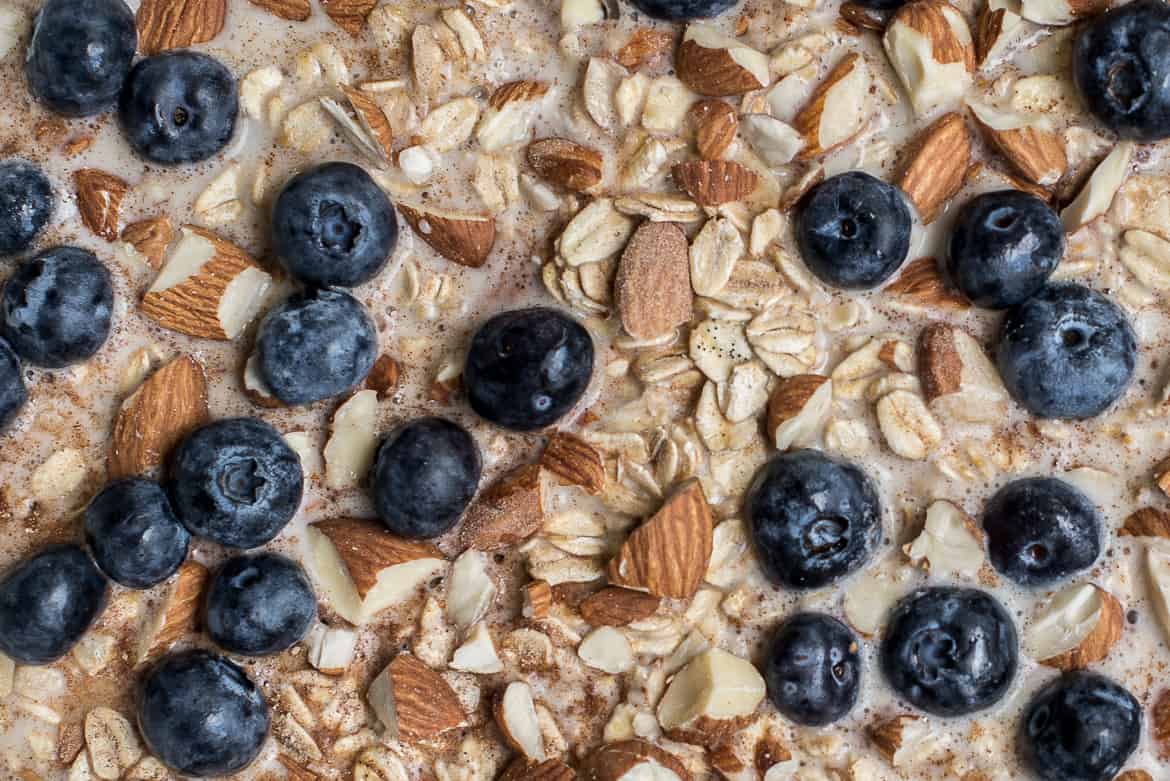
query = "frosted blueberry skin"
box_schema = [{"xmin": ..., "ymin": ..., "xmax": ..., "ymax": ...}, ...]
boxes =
[
  {"xmin": 138, "ymin": 650, "xmax": 270, "ymax": 777},
  {"xmin": 0, "ymin": 545, "xmax": 109, "ymax": 664},
  {"xmin": 764, "ymin": 612, "xmax": 861, "ymax": 726},
  {"xmin": 205, "ymin": 553, "xmax": 316, "ymax": 656},
  {"xmin": 0, "ymin": 337, "xmax": 26, "ymax": 433},
  {"xmin": 626, "ymin": 0, "xmax": 737, "ymax": 19},
  {"xmin": 0, "ymin": 160, "xmax": 53, "ymax": 256},
  {"xmin": 85, "ymin": 478, "xmax": 190, "ymax": 589}
]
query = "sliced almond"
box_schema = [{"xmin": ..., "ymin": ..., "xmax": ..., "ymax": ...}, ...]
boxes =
[
  {"xmin": 323, "ymin": 390, "xmax": 379, "ymax": 490},
  {"xmin": 1120, "ymin": 507, "xmax": 1170, "ymax": 539},
  {"xmin": 305, "ymin": 624, "xmax": 358, "ymax": 675},
  {"xmin": 341, "ymin": 85, "xmax": 395, "ymax": 162},
  {"xmin": 897, "ymin": 112, "xmax": 970, "ymax": 223},
  {"xmin": 527, "ymin": 138, "xmax": 604, "ymax": 192},
  {"xmin": 478, "ymin": 80, "xmax": 550, "ymax": 152},
  {"xmin": 867, "ymin": 715, "xmax": 935, "ymax": 767},
  {"xmin": 615, "ymin": 221, "xmax": 693, "ymax": 340},
  {"xmin": 1154, "ymin": 689, "xmax": 1170, "ymax": 759},
  {"xmin": 136, "ymin": 561, "xmax": 209, "ymax": 663},
  {"xmin": 523, "ymin": 581, "xmax": 554, "ymax": 620},
  {"xmin": 792, "ymin": 53, "xmax": 871, "ymax": 159},
  {"xmin": 767, "ymin": 374, "xmax": 832, "ymax": 451},
  {"xmin": 321, "ymin": 0, "xmax": 375, "ymax": 35},
  {"xmin": 136, "ymin": 0, "xmax": 226, "ymax": 55},
  {"xmin": 883, "ymin": 0, "xmax": 974, "ymax": 116},
  {"xmin": 541, "ymin": 432, "xmax": 605, "ymax": 494},
  {"xmin": 1019, "ymin": 0, "xmax": 1107, "ymax": 25},
  {"xmin": 968, "ymin": 101, "xmax": 1067, "ymax": 186},
  {"xmin": 1026, "ymin": 582, "xmax": 1123, "ymax": 670},
  {"xmin": 367, "ymin": 654, "xmax": 465, "ymax": 742},
  {"xmin": 450, "ymin": 622, "xmax": 503, "ymax": 674},
  {"xmin": 307, "ymin": 518, "xmax": 446, "ymax": 625},
  {"xmin": 617, "ymin": 28, "xmax": 675, "ymax": 70},
  {"xmin": 75, "ymin": 169, "xmax": 128, "ymax": 242},
  {"xmin": 580, "ymin": 587, "xmax": 660, "ymax": 626},
  {"xmin": 108, "ymin": 355, "xmax": 209, "ymax": 479},
  {"xmin": 121, "ymin": 217, "xmax": 175, "ymax": 270},
  {"xmin": 657, "ymin": 648, "xmax": 765, "ymax": 742},
  {"xmin": 460, "ymin": 463, "xmax": 544, "ymax": 550},
  {"xmin": 689, "ymin": 100, "xmax": 738, "ymax": 161},
  {"xmin": 578, "ymin": 626, "xmax": 635, "ymax": 674},
  {"xmin": 398, "ymin": 203, "xmax": 496, "ymax": 268},
  {"xmin": 499, "ymin": 758, "xmax": 576, "ymax": 781},
  {"xmin": 903, "ymin": 500, "xmax": 985, "ymax": 580},
  {"xmin": 885, "ymin": 257, "xmax": 970, "ymax": 310},
  {"xmin": 677, "ymin": 24, "xmax": 769, "ymax": 96},
  {"xmin": 1061, "ymin": 140, "xmax": 1134, "ymax": 233},
  {"xmin": 1148, "ymin": 547, "xmax": 1170, "ymax": 646},
  {"xmin": 578, "ymin": 740, "xmax": 692, "ymax": 781},
  {"xmin": 672, "ymin": 160, "xmax": 758, "ymax": 206},
  {"xmin": 248, "ymin": 0, "xmax": 311, "ymax": 21},
  {"xmin": 918, "ymin": 322, "xmax": 1008, "ymax": 423},
  {"xmin": 141, "ymin": 225, "xmax": 272, "ymax": 340},
  {"xmin": 495, "ymin": 682, "xmax": 547, "ymax": 762},
  {"xmin": 608, "ymin": 479, "xmax": 714, "ymax": 599},
  {"xmin": 448, "ymin": 549, "xmax": 496, "ymax": 630},
  {"xmin": 975, "ymin": 1, "xmax": 1023, "ymax": 67}
]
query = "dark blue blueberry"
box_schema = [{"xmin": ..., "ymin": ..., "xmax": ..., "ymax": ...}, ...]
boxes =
[
  {"xmin": 1073, "ymin": 0, "xmax": 1170, "ymax": 141},
  {"xmin": 0, "ymin": 161, "xmax": 53, "ymax": 255},
  {"xmin": 1020, "ymin": 671, "xmax": 1141, "ymax": 781},
  {"xmin": 797, "ymin": 171, "xmax": 912, "ymax": 290},
  {"xmin": 118, "ymin": 51, "xmax": 238, "ymax": 165},
  {"xmin": 256, "ymin": 288, "xmax": 377, "ymax": 406},
  {"xmin": 997, "ymin": 283, "xmax": 1136, "ymax": 419},
  {"xmin": 168, "ymin": 417, "xmax": 304, "ymax": 549},
  {"xmin": 983, "ymin": 477, "xmax": 1101, "ymax": 587},
  {"xmin": 84, "ymin": 478, "xmax": 190, "ymax": 589},
  {"xmin": 0, "ymin": 545, "xmax": 108, "ymax": 664},
  {"xmin": 627, "ymin": 0, "xmax": 737, "ymax": 20},
  {"xmin": 946, "ymin": 191, "xmax": 1064, "ymax": 309},
  {"xmin": 0, "ymin": 246, "xmax": 113, "ymax": 368},
  {"xmin": 764, "ymin": 612, "xmax": 861, "ymax": 726},
  {"xmin": 138, "ymin": 650, "xmax": 270, "ymax": 777},
  {"xmin": 745, "ymin": 449, "xmax": 881, "ymax": 590},
  {"xmin": 881, "ymin": 587, "xmax": 1018, "ymax": 717},
  {"xmin": 0, "ymin": 337, "xmax": 26, "ymax": 432},
  {"xmin": 847, "ymin": 0, "xmax": 905, "ymax": 9},
  {"xmin": 25, "ymin": 0, "xmax": 136, "ymax": 117},
  {"xmin": 272, "ymin": 162, "xmax": 398, "ymax": 288},
  {"xmin": 205, "ymin": 553, "xmax": 316, "ymax": 656},
  {"xmin": 371, "ymin": 417, "xmax": 481, "ymax": 539},
  {"xmin": 464, "ymin": 307, "xmax": 594, "ymax": 431}
]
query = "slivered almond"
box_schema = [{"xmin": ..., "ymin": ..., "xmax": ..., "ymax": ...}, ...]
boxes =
[
  {"xmin": 767, "ymin": 374, "xmax": 831, "ymax": 451},
  {"xmin": 1120, "ymin": 507, "xmax": 1170, "ymax": 539},
  {"xmin": 885, "ymin": 257, "xmax": 969, "ymax": 309},
  {"xmin": 616, "ymin": 28, "xmax": 675, "ymax": 69},
  {"xmin": 500, "ymin": 758, "xmax": 576, "ymax": 781},
  {"xmin": 615, "ymin": 221, "xmax": 693, "ymax": 340},
  {"xmin": 494, "ymin": 682, "xmax": 546, "ymax": 761},
  {"xmin": 141, "ymin": 226, "xmax": 272, "ymax": 341},
  {"xmin": 541, "ymin": 432, "xmax": 605, "ymax": 494},
  {"xmin": 398, "ymin": 203, "xmax": 496, "ymax": 268},
  {"xmin": 248, "ymin": 0, "xmax": 311, "ymax": 20},
  {"xmin": 75, "ymin": 169, "xmax": 128, "ymax": 241},
  {"xmin": 969, "ymin": 103, "xmax": 1067, "ymax": 186},
  {"xmin": 608, "ymin": 479, "xmax": 714, "ymax": 599},
  {"xmin": 1027, "ymin": 582, "xmax": 1123, "ymax": 670},
  {"xmin": 136, "ymin": 0, "xmax": 226, "ymax": 55},
  {"xmin": 672, "ymin": 160, "xmax": 757, "ymax": 206},
  {"xmin": 527, "ymin": 138, "xmax": 604, "ymax": 192},
  {"xmin": 677, "ymin": 24, "xmax": 769, "ymax": 96},
  {"xmin": 321, "ymin": 0, "xmax": 375, "ymax": 35},
  {"xmin": 341, "ymin": 85, "xmax": 394, "ymax": 161},
  {"xmin": 580, "ymin": 587, "xmax": 660, "ymax": 626},
  {"xmin": 136, "ymin": 562, "xmax": 209, "ymax": 663},
  {"xmin": 367, "ymin": 654, "xmax": 465, "ymax": 741},
  {"xmin": 578, "ymin": 740, "xmax": 692, "ymax": 781},
  {"xmin": 460, "ymin": 463, "xmax": 544, "ymax": 551},
  {"xmin": 121, "ymin": 216, "xmax": 175, "ymax": 270},
  {"xmin": 897, "ymin": 113, "xmax": 970, "ymax": 223},
  {"xmin": 689, "ymin": 100, "xmax": 737, "ymax": 161},
  {"xmin": 792, "ymin": 53, "xmax": 870, "ymax": 159},
  {"xmin": 108, "ymin": 355, "xmax": 209, "ymax": 479}
]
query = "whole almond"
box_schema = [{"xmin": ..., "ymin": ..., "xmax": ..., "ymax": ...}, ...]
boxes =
[
  {"xmin": 897, "ymin": 113, "xmax": 970, "ymax": 223},
  {"xmin": 1156, "ymin": 688, "xmax": 1170, "ymax": 758},
  {"xmin": 312, "ymin": 518, "xmax": 444, "ymax": 600},
  {"xmin": 460, "ymin": 463, "xmax": 544, "ymax": 550},
  {"xmin": 108, "ymin": 355, "xmax": 209, "ymax": 479},
  {"xmin": 672, "ymin": 159, "xmax": 758, "ymax": 206},
  {"xmin": 615, "ymin": 221, "xmax": 693, "ymax": 340},
  {"xmin": 689, "ymin": 100, "xmax": 738, "ymax": 161},
  {"xmin": 137, "ymin": 0, "xmax": 226, "ymax": 54},
  {"xmin": 384, "ymin": 654, "xmax": 465, "ymax": 741},
  {"xmin": 527, "ymin": 138, "xmax": 604, "ymax": 192},
  {"xmin": 580, "ymin": 587, "xmax": 660, "ymax": 626},
  {"xmin": 75, "ymin": 169, "xmax": 129, "ymax": 242}
]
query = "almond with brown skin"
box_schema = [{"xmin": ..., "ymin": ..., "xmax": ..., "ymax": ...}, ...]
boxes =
[
  {"xmin": 137, "ymin": 0, "xmax": 226, "ymax": 54},
  {"xmin": 689, "ymin": 100, "xmax": 737, "ymax": 161},
  {"xmin": 615, "ymin": 221, "xmax": 693, "ymax": 340},
  {"xmin": 918, "ymin": 323, "xmax": 963, "ymax": 401},
  {"xmin": 616, "ymin": 28, "xmax": 675, "ymax": 69},
  {"xmin": 608, "ymin": 479, "xmax": 714, "ymax": 599},
  {"xmin": 248, "ymin": 0, "xmax": 311, "ymax": 20},
  {"xmin": 368, "ymin": 654, "xmax": 465, "ymax": 741},
  {"xmin": 122, "ymin": 216, "xmax": 175, "ymax": 270},
  {"xmin": 917, "ymin": 322, "xmax": 1008, "ymax": 422},
  {"xmin": 884, "ymin": 0, "xmax": 975, "ymax": 116},
  {"xmin": 578, "ymin": 740, "xmax": 693, "ymax": 781},
  {"xmin": 365, "ymin": 354, "xmax": 401, "ymax": 398},
  {"xmin": 75, "ymin": 168, "xmax": 128, "ymax": 241},
  {"xmin": 108, "ymin": 355, "xmax": 209, "ymax": 479},
  {"xmin": 136, "ymin": 561, "xmax": 209, "ymax": 662},
  {"xmin": 672, "ymin": 160, "xmax": 758, "ymax": 206},
  {"xmin": 499, "ymin": 758, "xmax": 576, "ymax": 781},
  {"xmin": 792, "ymin": 53, "xmax": 871, "ymax": 159},
  {"xmin": 541, "ymin": 432, "xmax": 605, "ymax": 494},
  {"xmin": 341, "ymin": 85, "xmax": 394, "ymax": 161},
  {"xmin": 321, "ymin": 0, "xmax": 376, "ymax": 35},
  {"xmin": 867, "ymin": 715, "xmax": 921, "ymax": 764},
  {"xmin": 527, "ymin": 138, "xmax": 604, "ymax": 192},
  {"xmin": 1028, "ymin": 582, "xmax": 1123, "ymax": 671},
  {"xmin": 1120, "ymin": 507, "xmax": 1170, "ymax": 539},
  {"xmin": 460, "ymin": 463, "xmax": 544, "ymax": 551},
  {"xmin": 974, "ymin": 4, "xmax": 1009, "ymax": 65},
  {"xmin": 1156, "ymin": 689, "xmax": 1170, "ymax": 758},
  {"xmin": 971, "ymin": 111, "xmax": 1067, "ymax": 186},
  {"xmin": 897, "ymin": 113, "xmax": 970, "ymax": 223},
  {"xmin": 523, "ymin": 580, "xmax": 553, "ymax": 620},
  {"xmin": 1116, "ymin": 771, "xmax": 1154, "ymax": 781},
  {"xmin": 490, "ymin": 80, "xmax": 551, "ymax": 109},
  {"xmin": 840, "ymin": 2, "xmax": 886, "ymax": 30},
  {"xmin": 885, "ymin": 257, "xmax": 970, "ymax": 310},
  {"xmin": 767, "ymin": 374, "xmax": 832, "ymax": 451},
  {"xmin": 398, "ymin": 203, "xmax": 496, "ymax": 268},
  {"xmin": 580, "ymin": 587, "xmax": 660, "ymax": 626},
  {"xmin": 676, "ymin": 24, "xmax": 769, "ymax": 97},
  {"xmin": 754, "ymin": 731, "xmax": 792, "ymax": 772},
  {"xmin": 1155, "ymin": 456, "xmax": 1170, "ymax": 498}
]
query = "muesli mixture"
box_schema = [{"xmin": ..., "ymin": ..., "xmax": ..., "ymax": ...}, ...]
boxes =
[{"xmin": 1, "ymin": 0, "xmax": 1170, "ymax": 778}]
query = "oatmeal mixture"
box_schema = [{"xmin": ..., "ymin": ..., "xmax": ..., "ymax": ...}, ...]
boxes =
[{"xmin": 0, "ymin": 0, "xmax": 1170, "ymax": 779}]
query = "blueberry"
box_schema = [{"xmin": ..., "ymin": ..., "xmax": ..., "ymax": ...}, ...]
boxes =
[
  {"xmin": 1073, "ymin": 0, "xmax": 1170, "ymax": 142},
  {"xmin": 797, "ymin": 171, "xmax": 912, "ymax": 290},
  {"xmin": 118, "ymin": 50, "xmax": 238, "ymax": 165},
  {"xmin": 25, "ymin": 0, "xmax": 136, "ymax": 117},
  {"xmin": 168, "ymin": 417, "xmax": 304, "ymax": 549},
  {"xmin": 881, "ymin": 587, "xmax": 1018, "ymax": 717},
  {"xmin": 0, "ymin": 161, "xmax": 53, "ymax": 255},
  {"xmin": 256, "ymin": 288, "xmax": 377, "ymax": 406},
  {"xmin": 371, "ymin": 417, "xmax": 481, "ymax": 539},
  {"xmin": 84, "ymin": 478, "xmax": 190, "ymax": 589},
  {"xmin": 1020, "ymin": 671, "xmax": 1141, "ymax": 781},
  {"xmin": 0, "ymin": 246, "xmax": 113, "ymax": 368},
  {"xmin": 626, "ymin": 0, "xmax": 737, "ymax": 20},
  {"xmin": 272, "ymin": 162, "xmax": 398, "ymax": 288},
  {"xmin": 946, "ymin": 191, "xmax": 1064, "ymax": 309},
  {"xmin": 464, "ymin": 307, "xmax": 594, "ymax": 431},
  {"xmin": 0, "ymin": 545, "xmax": 108, "ymax": 664},
  {"xmin": 997, "ymin": 283, "xmax": 1135, "ymax": 419},
  {"xmin": 138, "ymin": 650, "xmax": 270, "ymax": 777},
  {"xmin": 982, "ymin": 477, "xmax": 1101, "ymax": 587},
  {"xmin": 0, "ymin": 337, "xmax": 27, "ymax": 432},
  {"xmin": 847, "ymin": 0, "xmax": 905, "ymax": 8},
  {"xmin": 745, "ymin": 449, "xmax": 882, "ymax": 590},
  {"xmin": 764, "ymin": 612, "xmax": 861, "ymax": 726},
  {"xmin": 205, "ymin": 553, "xmax": 316, "ymax": 656}
]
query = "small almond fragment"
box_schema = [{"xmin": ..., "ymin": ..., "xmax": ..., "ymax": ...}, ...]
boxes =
[
  {"xmin": 249, "ymin": 0, "xmax": 311, "ymax": 21},
  {"xmin": 792, "ymin": 53, "xmax": 871, "ymax": 159},
  {"xmin": 305, "ymin": 624, "xmax": 357, "ymax": 675},
  {"xmin": 136, "ymin": 561, "xmax": 209, "ymax": 663},
  {"xmin": 918, "ymin": 322, "xmax": 1008, "ymax": 423},
  {"xmin": 1062, "ymin": 141, "xmax": 1134, "ymax": 233},
  {"xmin": 580, "ymin": 587, "xmax": 660, "ymax": 626},
  {"xmin": 108, "ymin": 355, "xmax": 209, "ymax": 479},
  {"xmin": 1026, "ymin": 582, "xmax": 1123, "ymax": 670},
  {"xmin": 676, "ymin": 24, "xmax": 769, "ymax": 96},
  {"xmin": 495, "ymin": 682, "xmax": 547, "ymax": 762},
  {"xmin": 321, "ymin": 0, "xmax": 375, "ymax": 35},
  {"xmin": 398, "ymin": 203, "xmax": 496, "ymax": 268},
  {"xmin": 122, "ymin": 217, "xmax": 175, "ymax": 270},
  {"xmin": 1120, "ymin": 507, "xmax": 1170, "ymax": 539},
  {"xmin": 578, "ymin": 740, "xmax": 692, "ymax": 781},
  {"xmin": 885, "ymin": 257, "xmax": 969, "ymax": 310},
  {"xmin": 1018, "ymin": 0, "xmax": 1108, "ymax": 26},
  {"xmin": 341, "ymin": 85, "xmax": 395, "ymax": 162},
  {"xmin": 617, "ymin": 28, "xmax": 674, "ymax": 69},
  {"xmin": 366, "ymin": 354, "xmax": 401, "ymax": 398},
  {"xmin": 460, "ymin": 463, "xmax": 544, "ymax": 551},
  {"xmin": 367, "ymin": 654, "xmax": 465, "ymax": 741},
  {"xmin": 136, "ymin": 0, "xmax": 226, "ymax": 55},
  {"xmin": 323, "ymin": 390, "xmax": 379, "ymax": 490},
  {"xmin": 883, "ymin": 0, "xmax": 975, "ymax": 116},
  {"xmin": 969, "ymin": 102, "xmax": 1067, "ymax": 187},
  {"xmin": 615, "ymin": 220, "xmax": 693, "ymax": 340},
  {"xmin": 527, "ymin": 138, "xmax": 604, "ymax": 192},
  {"xmin": 75, "ymin": 168, "xmax": 128, "ymax": 241},
  {"xmin": 767, "ymin": 374, "xmax": 832, "ymax": 451},
  {"xmin": 499, "ymin": 758, "xmax": 576, "ymax": 781},
  {"xmin": 867, "ymin": 714, "xmax": 930, "ymax": 767},
  {"xmin": 689, "ymin": 100, "xmax": 737, "ymax": 161},
  {"xmin": 657, "ymin": 648, "xmax": 765, "ymax": 742},
  {"xmin": 903, "ymin": 500, "xmax": 985, "ymax": 580},
  {"xmin": 897, "ymin": 113, "xmax": 970, "ymax": 223},
  {"xmin": 541, "ymin": 432, "xmax": 605, "ymax": 494},
  {"xmin": 672, "ymin": 160, "xmax": 758, "ymax": 206},
  {"xmin": 1154, "ymin": 689, "xmax": 1170, "ymax": 758},
  {"xmin": 523, "ymin": 581, "xmax": 553, "ymax": 620}
]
